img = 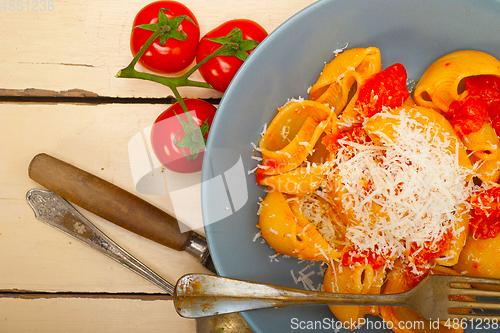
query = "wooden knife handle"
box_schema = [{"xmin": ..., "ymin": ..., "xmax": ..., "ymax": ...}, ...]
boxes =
[{"xmin": 28, "ymin": 153, "xmax": 192, "ymax": 251}]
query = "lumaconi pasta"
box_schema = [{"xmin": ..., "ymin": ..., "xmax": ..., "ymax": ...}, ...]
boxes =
[
  {"xmin": 414, "ymin": 50, "xmax": 500, "ymax": 113},
  {"xmin": 254, "ymin": 47, "xmax": 500, "ymax": 332},
  {"xmin": 259, "ymin": 190, "xmax": 340, "ymax": 261},
  {"xmin": 323, "ymin": 260, "xmax": 385, "ymax": 329}
]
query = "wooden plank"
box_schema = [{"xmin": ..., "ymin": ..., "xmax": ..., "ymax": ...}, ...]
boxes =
[
  {"xmin": 0, "ymin": 0, "xmax": 318, "ymax": 98},
  {"xmin": 0, "ymin": 297, "xmax": 194, "ymax": 332},
  {"xmin": 0, "ymin": 103, "xmax": 210, "ymax": 293},
  {"xmin": 0, "ymin": 290, "xmax": 173, "ymax": 301},
  {"xmin": 0, "ymin": 2, "xmax": 320, "ymax": 331},
  {"xmin": 0, "ymin": 102, "xmax": 205, "ymax": 331}
]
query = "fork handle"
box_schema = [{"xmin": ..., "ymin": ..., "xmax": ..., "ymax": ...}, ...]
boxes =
[{"xmin": 174, "ymin": 274, "xmax": 410, "ymax": 318}]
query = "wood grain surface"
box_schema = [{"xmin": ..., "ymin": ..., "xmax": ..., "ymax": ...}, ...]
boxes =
[{"xmin": 0, "ymin": 0, "xmax": 318, "ymax": 332}]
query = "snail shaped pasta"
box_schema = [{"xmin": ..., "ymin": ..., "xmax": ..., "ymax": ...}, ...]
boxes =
[
  {"xmin": 309, "ymin": 47, "xmax": 382, "ymax": 120},
  {"xmin": 414, "ymin": 50, "xmax": 500, "ymax": 113},
  {"xmin": 454, "ymin": 232, "xmax": 500, "ymax": 288},
  {"xmin": 254, "ymin": 48, "xmax": 500, "ymax": 333},
  {"xmin": 258, "ymin": 190, "xmax": 341, "ymax": 261},
  {"xmin": 256, "ymin": 99, "xmax": 337, "ymax": 194},
  {"xmin": 414, "ymin": 51, "xmax": 500, "ymax": 179},
  {"xmin": 323, "ymin": 260, "xmax": 386, "ymax": 330}
]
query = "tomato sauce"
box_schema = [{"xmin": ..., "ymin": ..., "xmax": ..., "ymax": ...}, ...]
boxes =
[
  {"xmin": 401, "ymin": 264, "xmax": 428, "ymax": 289},
  {"xmin": 354, "ymin": 63, "xmax": 410, "ymax": 118},
  {"xmin": 469, "ymin": 184, "xmax": 500, "ymax": 239},
  {"xmin": 407, "ymin": 230, "xmax": 451, "ymax": 269},
  {"xmin": 448, "ymin": 75, "xmax": 500, "ymax": 137},
  {"xmin": 341, "ymin": 246, "xmax": 389, "ymax": 269},
  {"xmin": 321, "ymin": 126, "xmax": 369, "ymax": 157},
  {"xmin": 255, "ymin": 158, "xmax": 279, "ymax": 185}
]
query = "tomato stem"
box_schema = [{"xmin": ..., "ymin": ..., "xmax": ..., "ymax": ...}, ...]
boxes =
[
  {"xmin": 179, "ymin": 43, "xmax": 234, "ymax": 80},
  {"xmin": 120, "ymin": 30, "xmax": 159, "ymax": 74},
  {"xmin": 170, "ymin": 86, "xmax": 193, "ymax": 122},
  {"xmin": 116, "ymin": 19, "xmax": 256, "ymax": 163},
  {"xmin": 116, "ymin": 38, "xmax": 236, "ymax": 92}
]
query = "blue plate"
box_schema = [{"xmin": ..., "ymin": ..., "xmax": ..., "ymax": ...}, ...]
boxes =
[{"xmin": 201, "ymin": 0, "xmax": 500, "ymax": 332}]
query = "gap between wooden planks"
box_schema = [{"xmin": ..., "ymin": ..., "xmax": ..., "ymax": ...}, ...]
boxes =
[
  {"xmin": 0, "ymin": 88, "xmax": 221, "ymax": 104},
  {"xmin": 1, "ymin": 98, "xmax": 188, "ymax": 301},
  {"xmin": 0, "ymin": 289, "xmax": 172, "ymax": 301}
]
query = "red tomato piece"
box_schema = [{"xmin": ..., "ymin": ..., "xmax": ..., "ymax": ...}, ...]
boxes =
[
  {"xmin": 354, "ymin": 63, "xmax": 410, "ymax": 118},
  {"xmin": 341, "ymin": 246, "xmax": 388, "ymax": 269},
  {"xmin": 469, "ymin": 184, "xmax": 500, "ymax": 239},
  {"xmin": 492, "ymin": 117, "xmax": 500, "ymax": 136},
  {"xmin": 469, "ymin": 215, "xmax": 500, "ymax": 240},
  {"xmin": 406, "ymin": 230, "xmax": 451, "ymax": 269},
  {"xmin": 130, "ymin": 1, "xmax": 200, "ymax": 74},
  {"xmin": 449, "ymin": 96, "xmax": 487, "ymax": 137},
  {"xmin": 321, "ymin": 126, "xmax": 370, "ymax": 157},
  {"xmin": 448, "ymin": 75, "xmax": 500, "ymax": 137},
  {"xmin": 151, "ymin": 99, "xmax": 217, "ymax": 173},
  {"xmin": 196, "ymin": 19, "xmax": 268, "ymax": 92}
]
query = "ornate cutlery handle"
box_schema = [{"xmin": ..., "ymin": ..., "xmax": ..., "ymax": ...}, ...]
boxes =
[{"xmin": 26, "ymin": 188, "xmax": 174, "ymax": 295}]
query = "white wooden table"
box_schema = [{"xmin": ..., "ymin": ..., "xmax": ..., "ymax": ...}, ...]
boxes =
[{"xmin": 0, "ymin": 0, "xmax": 318, "ymax": 331}]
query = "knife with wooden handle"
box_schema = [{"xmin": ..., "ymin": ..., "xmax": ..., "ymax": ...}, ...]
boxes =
[{"xmin": 28, "ymin": 153, "xmax": 216, "ymax": 273}]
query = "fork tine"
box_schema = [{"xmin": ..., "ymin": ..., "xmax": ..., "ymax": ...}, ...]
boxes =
[
  {"xmin": 445, "ymin": 275, "xmax": 500, "ymax": 287},
  {"xmin": 448, "ymin": 288, "xmax": 500, "ymax": 298},
  {"xmin": 449, "ymin": 300, "xmax": 500, "ymax": 310},
  {"xmin": 449, "ymin": 313, "xmax": 500, "ymax": 320}
]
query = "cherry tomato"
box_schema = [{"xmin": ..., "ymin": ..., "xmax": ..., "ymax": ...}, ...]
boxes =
[
  {"xmin": 196, "ymin": 19, "xmax": 268, "ymax": 92},
  {"xmin": 130, "ymin": 1, "xmax": 200, "ymax": 74},
  {"xmin": 449, "ymin": 96, "xmax": 487, "ymax": 137},
  {"xmin": 448, "ymin": 75, "xmax": 500, "ymax": 137},
  {"xmin": 354, "ymin": 63, "xmax": 410, "ymax": 118},
  {"xmin": 151, "ymin": 99, "xmax": 217, "ymax": 173},
  {"xmin": 469, "ymin": 184, "xmax": 500, "ymax": 239}
]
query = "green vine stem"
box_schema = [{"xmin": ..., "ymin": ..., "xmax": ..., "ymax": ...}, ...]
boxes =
[
  {"xmin": 116, "ymin": 9, "xmax": 256, "ymax": 161},
  {"xmin": 116, "ymin": 33, "xmax": 237, "ymax": 114}
]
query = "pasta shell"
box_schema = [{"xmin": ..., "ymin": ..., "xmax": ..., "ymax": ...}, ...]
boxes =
[
  {"xmin": 258, "ymin": 100, "xmax": 334, "ymax": 178},
  {"xmin": 454, "ymin": 233, "xmax": 500, "ymax": 290},
  {"xmin": 309, "ymin": 47, "xmax": 382, "ymax": 116},
  {"xmin": 380, "ymin": 260, "xmax": 464, "ymax": 333},
  {"xmin": 414, "ymin": 50, "xmax": 500, "ymax": 113},
  {"xmin": 323, "ymin": 261, "xmax": 385, "ymax": 330},
  {"xmin": 463, "ymin": 121, "xmax": 500, "ymax": 161},
  {"xmin": 260, "ymin": 164, "xmax": 326, "ymax": 195},
  {"xmin": 258, "ymin": 191, "xmax": 339, "ymax": 261},
  {"xmin": 471, "ymin": 152, "xmax": 500, "ymax": 183}
]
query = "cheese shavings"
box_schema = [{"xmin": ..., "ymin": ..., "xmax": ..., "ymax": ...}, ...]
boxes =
[{"xmin": 332, "ymin": 109, "xmax": 474, "ymax": 269}]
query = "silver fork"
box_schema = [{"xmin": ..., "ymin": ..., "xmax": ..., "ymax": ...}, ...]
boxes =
[{"xmin": 174, "ymin": 273, "xmax": 500, "ymax": 321}]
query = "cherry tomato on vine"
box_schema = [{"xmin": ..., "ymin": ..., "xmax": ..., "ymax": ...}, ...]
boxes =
[
  {"xmin": 151, "ymin": 99, "xmax": 217, "ymax": 173},
  {"xmin": 130, "ymin": 1, "xmax": 200, "ymax": 74},
  {"xmin": 196, "ymin": 19, "xmax": 268, "ymax": 92}
]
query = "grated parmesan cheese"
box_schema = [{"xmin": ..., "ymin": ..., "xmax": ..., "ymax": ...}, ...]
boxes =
[
  {"xmin": 281, "ymin": 125, "xmax": 290, "ymax": 139},
  {"xmin": 333, "ymin": 43, "xmax": 349, "ymax": 56},
  {"xmin": 260, "ymin": 123, "xmax": 267, "ymax": 137},
  {"xmin": 247, "ymin": 166, "xmax": 258, "ymax": 175},
  {"xmin": 327, "ymin": 108, "xmax": 474, "ymax": 271}
]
